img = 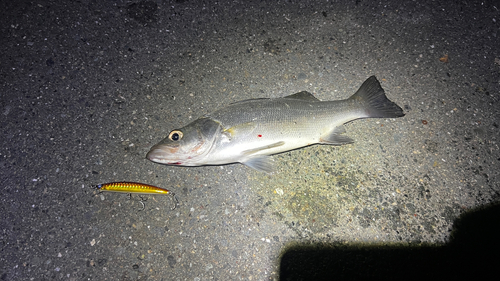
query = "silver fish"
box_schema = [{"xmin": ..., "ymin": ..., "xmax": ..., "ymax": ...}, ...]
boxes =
[{"xmin": 147, "ymin": 76, "xmax": 404, "ymax": 172}]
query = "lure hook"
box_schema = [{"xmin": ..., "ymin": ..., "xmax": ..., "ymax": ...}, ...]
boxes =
[{"xmin": 169, "ymin": 192, "xmax": 179, "ymax": 210}]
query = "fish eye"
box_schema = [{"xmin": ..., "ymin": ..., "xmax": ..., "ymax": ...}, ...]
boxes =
[{"xmin": 168, "ymin": 130, "xmax": 183, "ymax": 141}]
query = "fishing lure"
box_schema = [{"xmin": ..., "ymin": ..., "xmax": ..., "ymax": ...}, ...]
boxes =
[
  {"xmin": 95, "ymin": 182, "xmax": 177, "ymax": 210},
  {"xmin": 97, "ymin": 182, "xmax": 171, "ymax": 195}
]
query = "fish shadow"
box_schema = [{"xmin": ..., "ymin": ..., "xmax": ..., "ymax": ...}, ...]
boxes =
[{"xmin": 279, "ymin": 202, "xmax": 500, "ymax": 281}]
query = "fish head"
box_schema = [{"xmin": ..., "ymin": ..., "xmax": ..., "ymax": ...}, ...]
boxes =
[{"xmin": 146, "ymin": 117, "xmax": 221, "ymax": 166}]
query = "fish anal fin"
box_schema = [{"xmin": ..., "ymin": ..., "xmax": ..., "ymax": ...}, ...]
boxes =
[
  {"xmin": 284, "ymin": 91, "xmax": 320, "ymax": 102},
  {"xmin": 320, "ymin": 126, "xmax": 354, "ymax": 145}
]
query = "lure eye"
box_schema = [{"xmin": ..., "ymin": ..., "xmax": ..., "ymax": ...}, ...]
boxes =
[{"xmin": 168, "ymin": 130, "xmax": 183, "ymax": 141}]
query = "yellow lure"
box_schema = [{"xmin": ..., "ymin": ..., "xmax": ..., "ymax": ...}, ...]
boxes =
[{"xmin": 97, "ymin": 182, "xmax": 171, "ymax": 195}]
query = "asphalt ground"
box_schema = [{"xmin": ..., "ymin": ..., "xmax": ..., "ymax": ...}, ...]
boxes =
[{"xmin": 1, "ymin": 0, "xmax": 499, "ymax": 280}]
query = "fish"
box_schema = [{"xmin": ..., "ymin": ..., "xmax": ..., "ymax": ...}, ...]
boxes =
[
  {"xmin": 97, "ymin": 182, "xmax": 171, "ymax": 195},
  {"xmin": 146, "ymin": 76, "xmax": 404, "ymax": 173}
]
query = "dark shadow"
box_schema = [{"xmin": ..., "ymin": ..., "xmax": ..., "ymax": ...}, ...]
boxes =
[{"xmin": 279, "ymin": 202, "xmax": 500, "ymax": 280}]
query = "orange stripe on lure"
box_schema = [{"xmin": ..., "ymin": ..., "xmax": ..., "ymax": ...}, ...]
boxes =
[{"xmin": 97, "ymin": 182, "xmax": 171, "ymax": 195}]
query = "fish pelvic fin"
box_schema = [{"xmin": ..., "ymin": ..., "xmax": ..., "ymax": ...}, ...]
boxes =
[
  {"xmin": 349, "ymin": 76, "xmax": 405, "ymax": 118},
  {"xmin": 320, "ymin": 126, "xmax": 354, "ymax": 145},
  {"xmin": 240, "ymin": 141, "xmax": 284, "ymax": 173},
  {"xmin": 242, "ymin": 155, "xmax": 275, "ymax": 173}
]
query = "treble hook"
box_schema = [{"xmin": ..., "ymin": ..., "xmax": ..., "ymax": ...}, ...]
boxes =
[{"xmin": 169, "ymin": 192, "xmax": 179, "ymax": 210}]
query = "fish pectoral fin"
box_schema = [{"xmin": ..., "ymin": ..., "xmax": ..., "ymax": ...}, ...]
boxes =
[
  {"xmin": 242, "ymin": 155, "xmax": 275, "ymax": 173},
  {"xmin": 242, "ymin": 141, "xmax": 285, "ymax": 156},
  {"xmin": 223, "ymin": 122, "xmax": 257, "ymax": 140},
  {"xmin": 283, "ymin": 91, "xmax": 321, "ymax": 102},
  {"xmin": 320, "ymin": 126, "xmax": 354, "ymax": 145}
]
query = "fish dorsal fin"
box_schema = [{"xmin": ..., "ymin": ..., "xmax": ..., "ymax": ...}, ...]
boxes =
[
  {"xmin": 228, "ymin": 91, "xmax": 319, "ymax": 105},
  {"xmin": 283, "ymin": 91, "xmax": 320, "ymax": 101},
  {"xmin": 229, "ymin": 98, "xmax": 269, "ymax": 105}
]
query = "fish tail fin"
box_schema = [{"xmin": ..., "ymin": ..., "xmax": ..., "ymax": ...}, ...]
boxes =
[{"xmin": 349, "ymin": 76, "xmax": 405, "ymax": 118}]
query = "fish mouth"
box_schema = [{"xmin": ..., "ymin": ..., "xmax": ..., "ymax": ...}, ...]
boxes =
[{"xmin": 146, "ymin": 146, "xmax": 181, "ymax": 165}]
